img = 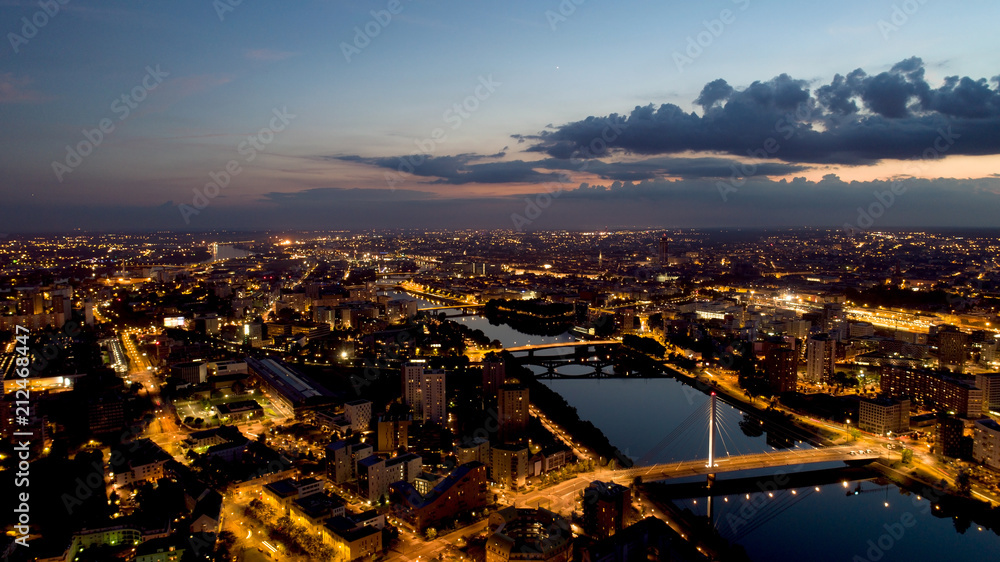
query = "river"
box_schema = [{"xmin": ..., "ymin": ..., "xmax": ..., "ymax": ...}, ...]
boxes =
[{"xmin": 384, "ymin": 289, "xmax": 1000, "ymax": 560}]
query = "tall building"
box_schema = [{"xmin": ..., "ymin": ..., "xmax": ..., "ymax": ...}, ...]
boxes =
[
  {"xmin": 377, "ymin": 411, "xmax": 412, "ymax": 453},
  {"xmin": 402, "ymin": 361, "xmax": 426, "ymax": 415},
  {"xmin": 975, "ymin": 373, "xmax": 1000, "ymax": 413},
  {"xmin": 937, "ymin": 416, "xmax": 972, "ymax": 459},
  {"xmin": 482, "ymin": 355, "xmax": 506, "ymax": 406},
  {"xmin": 498, "ymin": 384, "xmax": 529, "ymax": 443},
  {"xmin": 401, "ymin": 362, "xmax": 446, "ymax": 424},
  {"xmin": 87, "ymin": 392, "xmax": 125, "ymax": 435},
  {"xmin": 421, "ymin": 370, "xmax": 446, "ymax": 426},
  {"xmin": 344, "ymin": 399, "xmax": 372, "ymax": 432},
  {"xmin": 658, "ymin": 234, "xmax": 669, "ymax": 266},
  {"xmin": 491, "ymin": 444, "xmax": 529, "ymax": 490},
  {"xmin": 764, "ymin": 347, "xmax": 798, "ymax": 394},
  {"xmin": 583, "ymin": 481, "xmax": 632, "ymax": 539},
  {"xmin": 821, "ymin": 303, "xmax": 846, "ymax": 336},
  {"xmin": 806, "ymin": 334, "xmax": 836, "ymax": 384},
  {"xmin": 325, "ymin": 441, "xmax": 374, "ymax": 484},
  {"xmin": 938, "ymin": 327, "xmax": 968, "ymax": 371},
  {"xmin": 973, "ymin": 419, "xmax": 1000, "ymax": 470}
]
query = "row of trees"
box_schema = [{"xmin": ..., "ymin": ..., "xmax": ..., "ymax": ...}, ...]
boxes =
[{"xmin": 245, "ymin": 499, "xmax": 340, "ymax": 560}]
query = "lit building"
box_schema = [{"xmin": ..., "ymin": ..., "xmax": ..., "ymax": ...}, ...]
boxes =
[
  {"xmin": 322, "ymin": 517, "xmax": 382, "ymax": 560},
  {"xmin": 973, "ymin": 418, "xmax": 1000, "ymax": 470},
  {"xmin": 491, "ymin": 443, "xmax": 529, "ymax": 490},
  {"xmin": 485, "ymin": 508, "xmax": 572, "ymax": 562},
  {"xmin": 422, "ymin": 370, "xmax": 446, "ymax": 426},
  {"xmin": 764, "ymin": 347, "xmax": 798, "ymax": 394},
  {"xmin": 243, "ymin": 322, "xmax": 263, "ymax": 347},
  {"xmin": 245, "ymin": 357, "xmax": 329, "ymax": 418},
  {"xmin": 937, "ymin": 416, "xmax": 972, "ymax": 459},
  {"xmin": 377, "ymin": 411, "xmax": 412, "ymax": 453},
  {"xmin": 482, "ymin": 355, "xmax": 506, "ymax": 406},
  {"xmin": 262, "ymin": 477, "xmax": 324, "ymax": 515},
  {"xmin": 402, "ymin": 361, "xmax": 425, "ymax": 414},
  {"xmin": 658, "ymin": 234, "xmax": 669, "ymax": 266},
  {"xmin": 357, "ymin": 453, "xmax": 422, "ymax": 501},
  {"xmin": 583, "ymin": 481, "xmax": 632, "ymax": 539},
  {"xmin": 402, "ymin": 362, "xmax": 447, "ymax": 424},
  {"xmin": 975, "ymin": 373, "xmax": 1000, "ymax": 413},
  {"xmin": 325, "ymin": 440, "xmax": 373, "ymax": 484},
  {"xmin": 858, "ymin": 396, "xmax": 910, "ymax": 436},
  {"xmin": 344, "ymin": 399, "xmax": 372, "ymax": 432},
  {"xmin": 112, "ymin": 439, "xmax": 171, "ymax": 487},
  {"xmin": 498, "ymin": 384, "xmax": 529, "ymax": 443},
  {"xmin": 938, "ymin": 326, "xmax": 968, "ymax": 371},
  {"xmin": 806, "ymin": 334, "xmax": 836, "ymax": 384},
  {"xmin": 456, "ymin": 437, "xmax": 490, "ymax": 465},
  {"xmin": 879, "ymin": 366, "xmax": 983, "ymax": 417},
  {"xmin": 170, "ymin": 361, "xmax": 207, "ymax": 385},
  {"xmin": 391, "ymin": 462, "xmax": 490, "ymax": 531}
]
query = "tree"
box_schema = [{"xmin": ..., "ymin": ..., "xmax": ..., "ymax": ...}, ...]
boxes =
[
  {"xmin": 956, "ymin": 471, "xmax": 972, "ymax": 496},
  {"xmin": 849, "ymin": 428, "xmax": 861, "ymax": 442},
  {"xmin": 425, "ymin": 527, "xmax": 438, "ymax": 540},
  {"xmin": 901, "ymin": 448, "xmax": 913, "ymax": 464}
]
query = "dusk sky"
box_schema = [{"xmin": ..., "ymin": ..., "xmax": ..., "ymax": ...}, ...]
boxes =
[{"xmin": 2, "ymin": 0, "xmax": 1000, "ymax": 232}]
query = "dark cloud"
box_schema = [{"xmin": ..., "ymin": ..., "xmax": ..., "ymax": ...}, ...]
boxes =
[
  {"xmin": 527, "ymin": 58, "xmax": 1000, "ymax": 165},
  {"xmin": 334, "ymin": 154, "xmax": 564, "ymax": 185},
  {"xmin": 336, "ymin": 153, "xmax": 806, "ymax": 185},
  {"xmin": 695, "ymin": 78, "xmax": 734, "ymax": 111}
]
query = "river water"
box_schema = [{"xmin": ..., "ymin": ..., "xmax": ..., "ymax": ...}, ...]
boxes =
[{"xmin": 385, "ymin": 290, "xmax": 1000, "ymax": 560}]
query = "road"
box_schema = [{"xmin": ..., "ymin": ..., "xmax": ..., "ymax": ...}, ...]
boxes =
[
  {"xmin": 119, "ymin": 329, "xmax": 190, "ymax": 456},
  {"xmin": 529, "ymin": 405, "xmax": 593, "ymax": 460}
]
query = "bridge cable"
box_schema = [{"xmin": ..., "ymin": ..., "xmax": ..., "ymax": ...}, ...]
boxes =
[{"xmin": 636, "ymin": 405, "xmax": 714, "ymax": 465}]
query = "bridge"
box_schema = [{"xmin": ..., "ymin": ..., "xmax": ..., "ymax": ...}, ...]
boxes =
[
  {"xmin": 614, "ymin": 446, "xmax": 880, "ymax": 483},
  {"xmin": 505, "ymin": 340, "xmax": 620, "ymax": 354},
  {"xmin": 418, "ymin": 304, "xmax": 485, "ymax": 314},
  {"xmin": 506, "ymin": 340, "xmax": 623, "ymax": 378},
  {"xmin": 614, "ymin": 393, "xmax": 881, "ymax": 484}
]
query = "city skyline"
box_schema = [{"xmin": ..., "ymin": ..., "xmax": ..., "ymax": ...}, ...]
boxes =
[{"xmin": 2, "ymin": 1, "xmax": 1000, "ymax": 231}]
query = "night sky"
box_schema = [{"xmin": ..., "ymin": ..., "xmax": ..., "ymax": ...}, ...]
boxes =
[{"xmin": 2, "ymin": 0, "xmax": 999, "ymax": 232}]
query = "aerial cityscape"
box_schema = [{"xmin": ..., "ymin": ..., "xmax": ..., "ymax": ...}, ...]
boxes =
[{"xmin": 3, "ymin": 1, "xmax": 1000, "ymax": 562}]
